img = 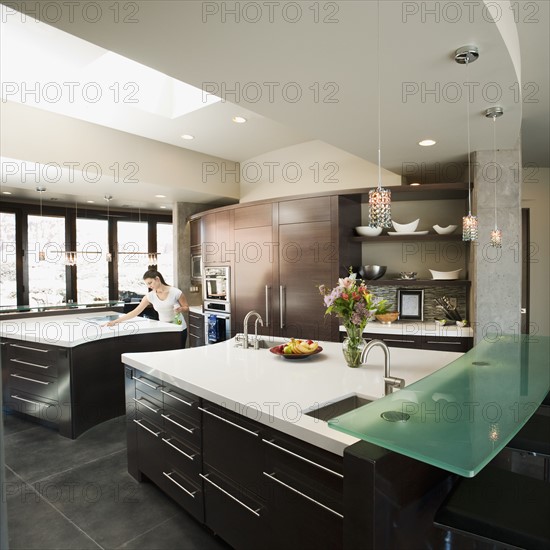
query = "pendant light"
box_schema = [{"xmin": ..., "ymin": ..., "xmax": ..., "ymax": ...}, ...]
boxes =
[
  {"xmin": 105, "ymin": 195, "xmax": 113, "ymax": 262},
  {"xmin": 455, "ymin": 45, "xmax": 479, "ymax": 241},
  {"xmin": 65, "ymin": 199, "xmax": 78, "ymax": 266},
  {"xmin": 36, "ymin": 186, "xmax": 46, "ymax": 261},
  {"xmin": 485, "ymin": 106, "xmax": 504, "ymax": 247},
  {"xmin": 368, "ymin": 0, "xmax": 391, "ymax": 228}
]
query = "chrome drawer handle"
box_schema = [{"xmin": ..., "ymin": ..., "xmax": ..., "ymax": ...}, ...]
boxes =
[
  {"xmin": 198, "ymin": 407, "xmax": 259, "ymax": 437},
  {"xmin": 383, "ymin": 339, "xmax": 416, "ymax": 344},
  {"xmin": 133, "ymin": 419, "xmax": 161, "ymax": 437},
  {"xmin": 132, "ymin": 376, "xmax": 162, "ymax": 390},
  {"xmin": 425, "ymin": 340, "xmax": 462, "ymax": 345},
  {"xmin": 163, "ymin": 471, "xmax": 197, "ymax": 498},
  {"xmin": 9, "ymin": 343, "xmax": 49, "ymax": 353},
  {"xmin": 133, "ymin": 397, "xmax": 160, "ymax": 414},
  {"xmin": 262, "ymin": 439, "xmax": 343, "ymax": 479},
  {"xmin": 10, "ymin": 394, "xmax": 44, "ymax": 406},
  {"xmin": 10, "ymin": 373, "xmax": 50, "ymax": 385},
  {"xmin": 200, "ymin": 474, "xmax": 260, "ymax": 517},
  {"xmin": 161, "ymin": 438, "xmax": 196, "ymax": 461},
  {"xmin": 263, "ymin": 472, "xmax": 343, "ymax": 519},
  {"xmin": 10, "ymin": 358, "xmax": 50, "ymax": 369},
  {"xmin": 161, "ymin": 414, "xmax": 195, "ymax": 434},
  {"xmin": 161, "ymin": 389, "xmax": 193, "ymax": 407}
]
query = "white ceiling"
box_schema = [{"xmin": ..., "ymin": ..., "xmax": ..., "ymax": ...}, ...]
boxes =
[{"xmin": 0, "ymin": 0, "xmax": 548, "ymax": 210}]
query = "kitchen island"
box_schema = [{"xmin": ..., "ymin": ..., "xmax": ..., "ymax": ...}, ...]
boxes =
[
  {"xmin": 121, "ymin": 334, "xmax": 549, "ymax": 549},
  {"xmin": 121, "ymin": 336, "xmax": 461, "ymax": 550},
  {"xmin": 1, "ymin": 311, "xmax": 183, "ymax": 438}
]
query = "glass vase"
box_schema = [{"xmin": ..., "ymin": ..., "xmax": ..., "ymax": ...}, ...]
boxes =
[{"xmin": 342, "ymin": 324, "xmax": 367, "ymax": 368}]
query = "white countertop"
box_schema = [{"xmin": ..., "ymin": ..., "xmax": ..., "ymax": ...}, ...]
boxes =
[
  {"xmin": 0, "ymin": 311, "xmax": 182, "ymax": 348},
  {"xmin": 122, "ymin": 337, "xmax": 462, "ymax": 456},
  {"xmin": 353, "ymin": 320, "xmax": 473, "ymax": 338}
]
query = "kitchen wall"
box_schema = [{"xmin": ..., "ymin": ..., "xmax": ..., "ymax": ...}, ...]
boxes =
[
  {"xmin": 239, "ymin": 140, "xmax": 401, "ymax": 203},
  {"xmin": 522, "ymin": 167, "xmax": 550, "ymax": 336}
]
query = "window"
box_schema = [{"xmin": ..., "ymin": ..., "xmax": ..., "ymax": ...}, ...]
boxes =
[
  {"xmin": 0, "ymin": 212, "xmax": 17, "ymax": 306},
  {"xmin": 117, "ymin": 220, "xmax": 149, "ymax": 299},
  {"xmin": 76, "ymin": 218, "xmax": 109, "ymax": 303},
  {"xmin": 27, "ymin": 214, "xmax": 66, "ymax": 306},
  {"xmin": 156, "ymin": 222, "xmax": 174, "ymax": 283}
]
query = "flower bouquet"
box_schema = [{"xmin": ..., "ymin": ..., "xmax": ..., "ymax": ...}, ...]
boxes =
[{"xmin": 319, "ymin": 270, "xmax": 386, "ymax": 368}]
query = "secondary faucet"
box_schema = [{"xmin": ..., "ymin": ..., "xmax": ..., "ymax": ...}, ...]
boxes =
[
  {"xmin": 243, "ymin": 310, "xmax": 264, "ymax": 349},
  {"xmin": 360, "ymin": 339, "xmax": 405, "ymax": 396}
]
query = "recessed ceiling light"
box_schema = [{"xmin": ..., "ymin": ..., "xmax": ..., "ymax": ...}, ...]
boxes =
[
  {"xmin": 418, "ymin": 139, "xmax": 436, "ymax": 146},
  {"xmin": 2, "ymin": 191, "xmax": 12, "ymax": 195},
  {"xmin": 160, "ymin": 205, "xmax": 167, "ymax": 209},
  {"xmin": 87, "ymin": 200, "xmax": 95, "ymax": 203},
  {"xmin": 410, "ymin": 182, "xmax": 421, "ymax": 186},
  {"xmin": 181, "ymin": 134, "xmax": 194, "ymax": 140},
  {"xmin": 155, "ymin": 194, "xmax": 166, "ymax": 198},
  {"xmin": 232, "ymin": 116, "xmax": 247, "ymax": 124}
]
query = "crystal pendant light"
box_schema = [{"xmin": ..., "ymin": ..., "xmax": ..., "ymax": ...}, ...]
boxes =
[
  {"xmin": 485, "ymin": 106, "xmax": 504, "ymax": 247},
  {"xmin": 36, "ymin": 186, "xmax": 46, "ymax": 261},
  {"xmin": 368, "ymin": 1, "xmax": 391, "ymax": 228},
  {"xmin": 105, "ymin": 195, "xmax": 113, "ymax": 262},
  {"xmin": 455, "ymin": 46, "xmax": 479, "ymax": 241},
  {"xmin": 65, "ymin": 200, "xmax": 78, "ymax": 266}
]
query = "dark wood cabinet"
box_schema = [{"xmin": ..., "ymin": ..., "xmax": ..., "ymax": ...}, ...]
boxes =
[
  {"xmin": 262, "ymin": 430, "xmax": 344, "ymax": 550},
  {"xmin": 359, "ymin": 332, "xmax": 473, "ymax": 351},
  {"xmin": 188, "ymin": 310, "xmax": 204, "ymax": 347},
  {"xmin": 126, "ymin": 368, "xmax": 204, "ymax": 522},
  {"xmin": 202, "ymin": 211, "xmax": 233, "ymax": 266}
]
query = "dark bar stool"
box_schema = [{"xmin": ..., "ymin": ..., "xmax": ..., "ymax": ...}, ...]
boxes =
[{"xmin": 434, "ymin": 466, "xmax": 550, "ymax": 549}]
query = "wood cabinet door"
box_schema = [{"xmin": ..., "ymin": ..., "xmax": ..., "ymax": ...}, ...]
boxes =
[
  {"xmin": 233, "ymin": 225, "xmax": 276, "ymax": 336},
  {"xmin": 202, "ymin": 211, "xmax": 232, "ymax": 265},
  {"xmin": 278, "ymin": 220, "xmax": 335, "ymax": 341}
]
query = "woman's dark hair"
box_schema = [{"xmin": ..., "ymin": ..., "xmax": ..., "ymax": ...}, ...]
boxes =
[{"xmin": 143, "ymin": 269, "xmax": 169, "ymax": 286}]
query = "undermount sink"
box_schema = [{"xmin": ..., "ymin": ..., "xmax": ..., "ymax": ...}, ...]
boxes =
[{"xmin": 305, "ymin": 394, "xmax": 373, "ymax": 422}]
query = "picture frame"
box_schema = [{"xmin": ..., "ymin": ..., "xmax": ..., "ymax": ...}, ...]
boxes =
[{"xmin": 397, "ymin": 289, "xmax": 424, "ymax": 320}]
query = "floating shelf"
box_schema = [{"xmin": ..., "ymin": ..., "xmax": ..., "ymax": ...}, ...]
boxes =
[
  {"xmin": 351, "ymin": 234, "xmax": 464, "ymax": 243},
  {"xmin": 364, "ymin": 279, "xmax": 471, "ymax": 287}
]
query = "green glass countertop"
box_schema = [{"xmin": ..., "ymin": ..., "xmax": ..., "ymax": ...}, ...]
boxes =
[
  {"xmin": 0, "ymin": 301, "xmax": 123, "ymax": 315},
  {"xmin": 328, "ymin": 335, "xmax": 550, "ymax": 477}
]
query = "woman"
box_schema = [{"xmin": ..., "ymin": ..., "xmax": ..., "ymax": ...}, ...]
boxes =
[{"xmin": 106, "ymin": 269, "xmax": 189, "ymax": 347}]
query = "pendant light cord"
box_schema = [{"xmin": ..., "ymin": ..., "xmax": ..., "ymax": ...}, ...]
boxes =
[
  {"xmin": 465, "ymin": 57, "xmax": 472, "ymax": 214},
  {"xmin": 377, "ymin": 0, "xmax": 382, "ymax": 190},
  {"xmin": 492, "ymin": 114, "xmax": 498, "ymax": 229}
]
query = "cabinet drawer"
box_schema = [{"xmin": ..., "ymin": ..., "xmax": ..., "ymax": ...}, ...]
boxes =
[
  {"xmin": 131, "ymin": 372, "xmax": 164, "ymax": 402},
  {"xmin": 160, "ymin": 385, "xmax": 200, "ymax": 421},
  {"xmin": 363, "ymin": 334, "xmax": 422, "ymax": 349},
  {"xmin": 201, "ymin": 469, "xmax": 266, "ymax": 550},
  {"xmin": 262, "ymin": 433, "xmax": 343, "ymax": 515},
  {"xmin": 162, "ymin": 434, "xmax": 201, "ymax": 479},
  {"xmin": 5, "ymin": 391, "xmax": 59, "ymax": 423},
  {"xmin": 134, "ymin": 413, "xmax": 165, "ymax": 487},
  {"xmin": 162, "ymin": 404, "xmax": 201, "ymax": 449},
  {"xmin": 201, "ymin": 403, "xmax": 266, "ymax": 498},
  {"xmin": 279, "ymin": 196, "xmax": 331, "ymax": 224},
  {"xmin": 162, "ymin": 465, "xmax": 204, "ymax": 522},
  {"xmin": 7, "ymin": 343, "xmax": 59, "ymax": 377},
  {"xmin": 134, "ymin": 389, "xmax": 163, "ymax": 424},
  {"xmin": 8, "ymin": 367, "xmax": 58, "ymax": 401},
  {"xmin": 421, "ymin": 336, "xmax": 472, "ymax": 352}
]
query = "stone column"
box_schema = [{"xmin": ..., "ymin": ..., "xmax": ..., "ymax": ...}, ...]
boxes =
[{"xmin": 471, "ymin": 148, "xmax": 522, "ymax": 342}]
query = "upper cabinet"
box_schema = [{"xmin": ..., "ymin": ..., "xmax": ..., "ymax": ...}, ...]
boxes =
[{"xmin": 202, "ymin": 210, "xmax": 233, "ymax": 266}]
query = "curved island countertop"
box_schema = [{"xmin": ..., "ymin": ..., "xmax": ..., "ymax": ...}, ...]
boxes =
[
  {"xmin": 0, "ymin": 310, "xmax": 183, "ymax": 347},
  {"xmin": 121, "ymin": 338, "xmax": 462, "ymax": 456}
]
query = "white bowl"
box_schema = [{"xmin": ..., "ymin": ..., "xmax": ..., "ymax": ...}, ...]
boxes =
[
  {"xmin": 355, "ymin": 226, "xmax": 383, "ymax": 237},
  {"xmin": 429, "ymin": 268, "xmax": 462, "ymax": 280},
  {"xmin": 433, "ymin": 224, "xmax": 458, "ymax": 235},
  {"xmin": 392, "ymin": 219, "xmax": 419, "ymax": 233}
]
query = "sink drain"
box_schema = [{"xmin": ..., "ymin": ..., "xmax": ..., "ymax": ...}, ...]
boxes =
[{"xmin": 381, "ymin": 411, "xmax": 410, "ymax": 422}]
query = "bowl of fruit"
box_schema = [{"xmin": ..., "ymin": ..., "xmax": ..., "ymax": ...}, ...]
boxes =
[{"xmin": 270, "ymin": 338, "xmax": 322, "ymax": 360}]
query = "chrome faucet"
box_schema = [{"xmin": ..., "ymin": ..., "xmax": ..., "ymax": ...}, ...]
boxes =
[
  {"xmin": 360, "ymin": 339, "xmax": 405, "ymax": 395},
  {"xmin": 243, "ymin": 310, "xmax": 264, "ymax": 349}
]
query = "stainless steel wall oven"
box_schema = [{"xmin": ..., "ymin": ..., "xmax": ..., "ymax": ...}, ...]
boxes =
[{"xmin": 203, "ymin": 266, "xmax": 231, "ymax": 344}]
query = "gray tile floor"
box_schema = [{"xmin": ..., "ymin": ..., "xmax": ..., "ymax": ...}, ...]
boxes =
[{"xmin": 3, "ymin": 413, "xmax": 230, "ymax": 550}]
